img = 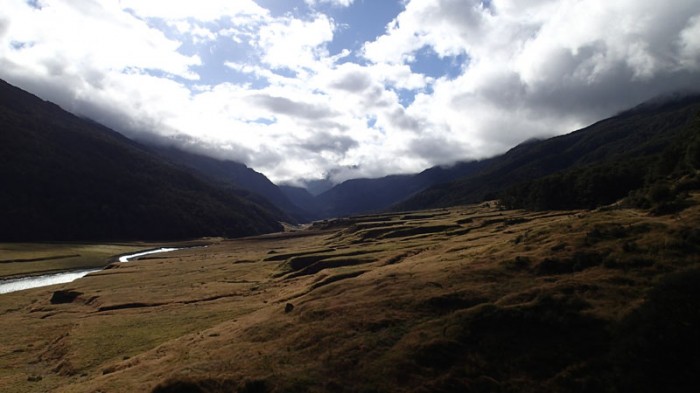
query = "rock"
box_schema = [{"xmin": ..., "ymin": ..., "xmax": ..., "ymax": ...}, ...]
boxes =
[
  {"xmin": 50, "ymin": 290, "xmax": 82, "ymax": 304},
  {"xmin": 284, "ymin": 303, "xmax": 294, "ymax": 313}
]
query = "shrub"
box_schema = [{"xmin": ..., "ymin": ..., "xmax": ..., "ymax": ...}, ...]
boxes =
[{"xmin": 612, "ymin": 268, "xmax": 700, "ymax": 393}]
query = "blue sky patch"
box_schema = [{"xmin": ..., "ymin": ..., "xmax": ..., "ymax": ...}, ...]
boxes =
[
  {"xmin": 326, "ymin": 0, "xmax": 405, "ymax": 59},
  {"xmin": 25, "ymin": 0, "xmax": 41, "ymax": 9},
  {"xmin": 410, "ymin": 46, "xmax": 467, "ymax": 80},
  {"xmin": 254, "ymin": 0, "xmax": 309, "ymax": 18}
]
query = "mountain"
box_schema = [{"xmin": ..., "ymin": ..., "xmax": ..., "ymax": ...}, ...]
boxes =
[
  {"xmin": 0, "ymin": 79, "xmax": 284, "ymax": 241},
  {"xmin": 311, "ymin": 160, "xmax": 490, "ymax": 218},
  {"xmin": 304, "ymin": 178, "xmax": 335, "ymax": 196},
  {"xmin": 279, "ymin": 185, "xmax": 321, "ymax": 219},
  {"xmin": 396, "ymin": 94, "xmax": 700, "ymax": 211},
  {"xmin": 314, "ymin": 174, "xmax": 415, "ymax": 218},
  {"xmin": 149, "ymin": 146, "xmax": 313, "ymax": 223}
]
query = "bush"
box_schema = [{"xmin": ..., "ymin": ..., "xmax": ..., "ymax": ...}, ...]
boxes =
[
  {"xmin": 612, "ymin": 268, "xmax": 700, "ymax": 393},
  {"xmin": 533, "ymin": 252, "xmax": 603, "ymax": 275}
]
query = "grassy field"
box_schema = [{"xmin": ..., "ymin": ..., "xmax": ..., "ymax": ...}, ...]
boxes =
[
  {"xmin": 0, "ymin": 197, "xmax": 698, "ymax": 392},
  {"xmin": 0, "ymin": 241, "xmax": 214, "ymax": 279}
]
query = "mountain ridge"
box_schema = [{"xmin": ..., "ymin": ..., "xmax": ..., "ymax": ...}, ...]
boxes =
[
  {"xmin": 395, "ymin": 94, "xmax": 700, "ymax": 211},
  {"xmin": 305, "ymin": 160, "xmax": 491, "ymax": 219},
  {"xmin": 147, "ymin": 145, "xmax": 314, "ymax": 223},
  {"xmin": 0, "ymin": 79, "xmax": 285, "ymax": 241},
  {"xmin": 5, "ymin": 76, "xmax": 699, "ymax": 230},
  {"xmin": 279, "ymin": 94, "xmax": 700, "ymax": 219}
]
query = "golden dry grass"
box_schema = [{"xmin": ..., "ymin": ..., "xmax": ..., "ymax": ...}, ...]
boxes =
[{"xmin": 1, "ymin": 196, "xmax": 699, "ymax": 392}]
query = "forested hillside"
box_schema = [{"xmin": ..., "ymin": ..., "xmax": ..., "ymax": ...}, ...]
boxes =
[
  {"xmin": 396, "ymin": 95, "xmax": 700, "ymax": 212},
  {"xmin": 0, "ymin": 80, "xmax": 284, "ymax": 241}
]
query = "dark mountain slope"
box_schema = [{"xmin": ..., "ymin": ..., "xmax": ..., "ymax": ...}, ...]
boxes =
[
  {"xmin": 499, "ymin": 109, "xmax": 700, "ymax": 211},
  {"xmin": 397, "ymin": 94, "xmax": 700, "ymax": 211},
  {"xmin": 313, "ymin": 160, "xmax": 490, "ymax": 218},
  {"xmin": 314, "ymin": 174, "xmax": 414, "ymax": 218},
  {"xmin": 0, "ymin": 79, "xmax": 284, "ymax": 241},
  {"xmin": 150, "ymin": 146, "xmax": 313, "ymax": 222},
  {"xmin": 279, "ymin": 185, "xmax": 320, "ymax": 219}
]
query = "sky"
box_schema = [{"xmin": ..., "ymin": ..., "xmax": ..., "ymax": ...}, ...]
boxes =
[{"xmin": 1, "ymin": 0, "xmax": 700, "ymax": 186}]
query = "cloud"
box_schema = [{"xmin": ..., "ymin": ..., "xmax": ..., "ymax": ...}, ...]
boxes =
[
  {"xmin": 1, "ymin": 0, "xmax": 700, "ymax": 187},
  {"xmin": 0, "ymin": 17, "xmax": 8, "ymax": 40},
  {"xmin": 409, "ymin": 133, "xmax": 470, "ymax": 164},
  {"xmin": 5, "ymin": 0, "xmax": 200, "ymax": 79},
  {"xmin": 679, "ymin": 15, "xmax": 700, "ymax": 70},
  {"xmin": 387, "ymin": 107, "xmax": 423, "ymax": 132},
  {"xmin": 251, "ymin": 13, "xmax": 335, "ymax": 72},
  {"xmin": 250, "ymin": 94, "xmax": 337, "ymax": 120},
  {"xmin": 305, "ymin": 0, "xmax": 356, "ymax": 8},
  {"xmin": 363, "ymin": 0, "xmax": 700, "ymax": 162},
  {"xmin": 298, "ymin": 132, "xmax": 358, "ymax": 154},
  {"xmin": 329, "ymin": 70, "xmax": 372, "ymax": 92},
  {"xmin": 120, "ymin": 0, "xmax": 268, "ymax": 22}
]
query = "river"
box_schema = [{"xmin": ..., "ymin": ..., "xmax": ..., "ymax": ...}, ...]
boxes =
[{"xmin": 0, "ymin": 247, "xmax": 181, "ymax": 295}]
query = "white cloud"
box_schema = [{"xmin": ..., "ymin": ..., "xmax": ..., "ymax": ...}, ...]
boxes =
[
  {"xmin": 1, "ymin": 0, "xmax": 700, "ymax": 186},
  {"xmin": 679, "ymin": 15, "xmax": 700, "ymax": 70},
  {"xmin": 253, "ymin": 13, "xmax": 335, "ymax": 72},
  {"xmin": 305, "ymin": 0, "xmax": 356, "ymax": 8},
  {"xmin": 362, "ymin": 0, "xmax": 700, "ymax": 160},
  {"xmin": 170, "ymin": 20, "xmax": 217, "ymax": 44},
  {"xmin": 119, "ymin": 0, "xmax": 268, "ymax": 22},
  {"xmin": 1, "ymin": 0, "xmax": 200, "ymax": 79}
]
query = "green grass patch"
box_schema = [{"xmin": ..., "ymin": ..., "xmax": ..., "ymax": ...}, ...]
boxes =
[{"xmin": 0, "ymin": 243, "xmax": 169, "ymax": 278}]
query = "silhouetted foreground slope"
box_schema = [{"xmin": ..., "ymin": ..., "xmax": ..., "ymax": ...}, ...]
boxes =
[
  {"xmin": 397, "ymin": 95, "xmax": 700, "ymax": 211},
  {"xmin": 0, "ymin": 80, "xmax": 283, "ymax": 241}
]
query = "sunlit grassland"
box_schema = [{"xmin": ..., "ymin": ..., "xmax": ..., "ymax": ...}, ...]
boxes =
[{"xmin": 0, "ymin": 195, "xmax": 698, "ymax": 392}]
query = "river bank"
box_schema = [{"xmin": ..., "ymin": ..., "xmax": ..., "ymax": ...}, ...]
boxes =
[
  {"xmin": 0, "ymin": 199, "xmax": 698, "ymax": 392},
  {"xmin": 0, "ymin": 240, "xmax": 216, "ymax": 280},
  {"xmin": 0, "ymin": 247, "xmax": 184, "ymax": 294},
  {"xmin": 0, "ymin": 243, "xmax": 164, "ymax": 279}
]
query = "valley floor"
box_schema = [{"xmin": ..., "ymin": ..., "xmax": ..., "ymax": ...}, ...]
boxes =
[
  {"xmin": 1, "ymin": 197, "xmax": 699, "ymax": 392},
  {"xmin": 0, "ymin": 242, "xmax": 207, "ymax": 279}
]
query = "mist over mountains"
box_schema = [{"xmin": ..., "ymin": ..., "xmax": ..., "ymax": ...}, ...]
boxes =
[
  {"xmin": 0, "ymin": 80, "xmax": 284, "ymax": 241},
  {"xmin": 2, "ymin": 76, "xmax": 699, "ymax": 242},
  {"xmin": 282, "ymin": 91, "xmax": 700, "ymax": 219},
  {"xmin": 3, "ymin": 3, "xmax": 700, "ymax": 392},
  {"xmin": 397, "ymin": 93, "xmax": 700, "ymax": 211}
]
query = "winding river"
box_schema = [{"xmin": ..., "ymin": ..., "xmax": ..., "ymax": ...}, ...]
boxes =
[{"xmin": 0, "ymin": 247, "xmax": 180, "ymax": 295}]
